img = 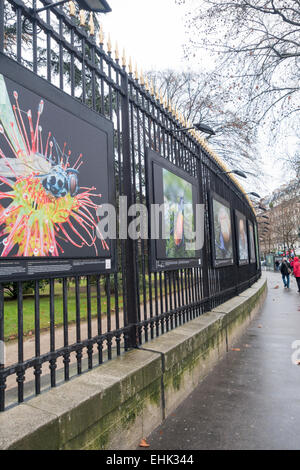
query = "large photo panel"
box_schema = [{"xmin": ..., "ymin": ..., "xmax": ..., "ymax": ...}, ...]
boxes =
[
  {"xmin": 248, "ymin": 220, "xmax": 256, "ymax": 264},
  {"xmin": 146, "ymin": 148, "xmax": 202, "ymax": 272},
  {"xmin": 0, "ymin": 54, "xmax": 116, "ymax": 281},
  {"xmin": 235, "ymin": 210, "xmax": 249, "ymax": 265},
  {"xmin": 209, "ymin": 191, "xmax": 234, "ymax": 267}
]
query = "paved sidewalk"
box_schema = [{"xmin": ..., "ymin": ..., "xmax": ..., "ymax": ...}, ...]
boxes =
[{"xmin": 144, "ymin": 271, "xmax": 300, "ymax": 450}]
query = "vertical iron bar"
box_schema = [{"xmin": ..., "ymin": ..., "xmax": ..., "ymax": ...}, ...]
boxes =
[
  {"xmin": 96, "ymin": 275, "xmax": 103, "ymax": 364},
  {"xmin": 0, "ymin": 284, "xmax": 5, "ymax": 411},
  {"xmin": 49, "ymin": 279, "xmax": 56, "ymax": 387},
  {"xmin": 0, "ymin": 0, "xmax": 4, "ymax": 53},
  {"xmin": 75, "ymin": 276, "xmax": 82, "ymax": 374},
  {"xmin": 86, "ymin": 276, "xmax": 93, "ymax": 369},
  {"xmin": 62, "ymin": 277, "xmax": 70, "ymax": 381},
  {"xmin": 70, "ymin": 28, "xmax": 75, "ymax": 96},
  {"xmin": 17, "ymin": 282, "xmax": 24, "ymax": 403},
  {"xmin": 164, "ymin": 272, "xmax": 169, "ymax": 332},
  {"xmin": 81, "ymin": 37, "xmax": 86, "ymax": 103},
  {"xmin": 114, "ymin": 273, "xmax": 121, "ymax": 356},
  {"xmin": 34, "ymin": 280, "xmax": 41, "ymax": 395},
  {"xmin": 59, "ymin": 15, "xmax": 63, "ymax": 90},
  {"xmin": 106, "ymin": 275, "xmax": 112, "ymax": 360},
  {"xmin": 121, "ymin": 72, "xmax": 138, "ymax": 349},
  {"xmin": 46, "ymin": 9, "xmax": 51, "ymax": 82},
  {"xmin": 32, "ymin": 0, "xmax": 37, "ymax": 73},
  {"xmin": 16, "ymin": 7, "xmax": 22, "ymax": 63}
]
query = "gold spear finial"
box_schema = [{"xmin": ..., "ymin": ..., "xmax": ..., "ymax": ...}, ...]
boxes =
[
  {"xmin": 160, "ymin": 91, "xmax": 164, "ymax": 105},
  {"xmin": 134, "ymin": 63, "xmax": 139, "ymax": 81},
  {"xmin": 145, "ymin": 77, "xmax": 149, "ymax": 91},
  {"xmin": 115, "ymin": 41, "xmax": 119, "ymax": 61},
  {"xmin": 155, "ymin": 87, "xmax": 159, "ymax": 102},
  {"xmin": 128, "ymin": 57, "xmax": 133, "ymax": 74},
  {"xmin": 69, "ymin": 1, "xmax": 76, "ymax": 16},
  {"xmin": 79, "ymin": 10, "xmax": 86, "ymax": 27},
  {"xmin": 107, "ymin": 33, "xmax": 112, "ymax": 54},
  {"xmin": 122, "ymin": 48, "xmax": 126, "ymax": 68},
  {"xmin": 89, "ymin": 13, "xmax": 95, "ymax": 35},
  {"xmin": 99, "ymin": 24, "xmax": 104, "ymax": 45}
]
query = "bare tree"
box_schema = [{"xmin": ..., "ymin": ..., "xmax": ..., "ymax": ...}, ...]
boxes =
[
  {"xmin": 146, "ymin": 69, "xmax": 261, "ymax": 174},
  {"xmin": 180, "ymin": 0, "xmax": 300, "ymax": 126}
]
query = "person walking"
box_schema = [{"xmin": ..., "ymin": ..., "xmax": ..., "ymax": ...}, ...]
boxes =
[
  {"xmin": 292, "ymin": 257, "xmax": 300, "ymax": 293},
  {"xmin": 280, "ymin": 257, "xmax": 292, "ymax": 289},
  {"xmin": 275, "ymin": 260, "xmax": 280, "ymax": 272}
]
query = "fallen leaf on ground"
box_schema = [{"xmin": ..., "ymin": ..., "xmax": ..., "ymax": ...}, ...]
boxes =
[
  {"xmin": 258, "ymin": 325, "xmax": 263, "ymax": 328},
  {"xmin": 231, "ymin": 348, "xmax": 241, "ymax": 351},
  {"xmin": 139, "ymin": 438, "xmax": 150, "ymax": 448},
  {"xmin": 297, "ymin": 361, "xmax": 300, "ymax": 366},
  {"xmin": 273, "ymin": 286, "xmax": 279, "ymax": 289}
]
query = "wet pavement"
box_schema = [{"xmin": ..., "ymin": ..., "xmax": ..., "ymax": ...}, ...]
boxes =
[{"xmin": 144, "ymin": 271, "xmax": 300, "ymax": 450}]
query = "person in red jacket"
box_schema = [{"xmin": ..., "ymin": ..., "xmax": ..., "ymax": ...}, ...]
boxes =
[{"xmin": 293, "ymin": 257, "xmax": 300, "ymax": 292}]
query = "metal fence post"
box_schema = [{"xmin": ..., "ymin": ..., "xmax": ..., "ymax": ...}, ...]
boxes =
[
  {"xmin": 198, "ymin": 149, "xmax": 211, "ymax": 311},
  {"xmin": 121, "ymin": 72, "xmax": 139, "ymax": 349}
]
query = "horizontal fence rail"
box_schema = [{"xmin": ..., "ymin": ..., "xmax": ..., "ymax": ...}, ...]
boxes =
[{"xmin": 0, "ymin": 0, "xmax": 260, "ymax": 411}]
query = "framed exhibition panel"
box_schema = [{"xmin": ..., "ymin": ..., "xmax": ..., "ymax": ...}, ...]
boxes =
[
  {"xmin": 208, "ymin": 191, "xmax": 235, "ymax": 268},
  {"xmin": 248, "ymin": 220, "xmax": 257, "ymax": 264},
  {"xmin": 0, "ymin": 54, "xmax": 116, "ymax": 281},
  {"xmin": 146, "ymin": 148, "xmax": 202, "ymax": 272},
  {"xmin": 235, "ymin": 209, "xmax": 249, "ymax": 266}
]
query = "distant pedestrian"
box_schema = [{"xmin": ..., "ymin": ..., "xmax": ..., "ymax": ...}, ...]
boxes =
[
  {"xmin": 292, "ymin": 257, "xmax": 300, "ymax": 293},
  {"xmin": 280, "ymin": 257, "xmax": 292, "ymax": 289},
  {"xmin": 275, "ymin": 260, "xmax": 280, "ymax": 272}
]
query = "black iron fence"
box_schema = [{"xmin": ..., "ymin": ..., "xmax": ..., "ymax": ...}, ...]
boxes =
[{"xmin": 0, "ymin": 0, "xmax": 260, "ymax": 412}]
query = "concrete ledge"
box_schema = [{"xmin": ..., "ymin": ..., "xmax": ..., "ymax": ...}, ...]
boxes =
[{"xmin": 0, "ymin": 278, "xmax": 267, "ymax": 450}]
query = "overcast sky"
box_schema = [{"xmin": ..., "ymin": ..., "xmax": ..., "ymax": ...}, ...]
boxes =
[
  {"xmin": 100, "ymin": 0, "xmax": 295, "ymax": 197},
  {"xmin": 100, "ymin": 0, "xmax": 190, "ymax": 71}
]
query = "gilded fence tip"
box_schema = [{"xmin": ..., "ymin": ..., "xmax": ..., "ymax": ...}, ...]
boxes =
[
  {"xmin": 79, "ymin": 10, "xmax": 86, "ymax": 27},
  {"xmin": 129, "ymin": 57, "xmax": 133, "ymax": 74},
  {"xmin": 107, "ymin": 34, "xmax": 112, "ymax": 54},
  {"xmin": 89, "ymin": 13, "xmax": 95, "ymax": 36},
  {"xmin": 69, "ymin": 1, "xmax": 76, "ymax": 16},
  {"xmin": 99, "ymin": 24, "xmax": 104, "ymax": 45},
  {"xmin": 115, "ymin": 41, "xmax": 119, "ymax": 61},
  {"xmin": 122, "ymin": 48, "xmax": 126, "ymax": 68},
  {"xmin": 145, "ymin": 77, "xmax": 149, "ymax": 91},
  {"xmin": 134, "ymin": 64, "xmax": 139, "ymax": 81}
]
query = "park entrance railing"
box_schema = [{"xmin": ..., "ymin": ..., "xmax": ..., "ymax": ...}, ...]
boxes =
[{"xmin": 0, "ymin": 0, "xmax": 260, "ymax": 412}]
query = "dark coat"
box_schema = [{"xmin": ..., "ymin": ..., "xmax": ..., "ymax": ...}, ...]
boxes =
[{"xmin": 280, "ymin": 261, "xmax": 291, "ymax": 276}]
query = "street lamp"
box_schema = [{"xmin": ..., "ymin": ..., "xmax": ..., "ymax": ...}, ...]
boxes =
[
  {"xmin": 247, "ymin": 192, "xmax": 261, "ymax": 198},
  {"xmin": 172, "ymin": 123, "xmax": 216, "ymax": 135},
  {"xmin": 31, "ymin": 0, "xmax": 112, "ymax": 14},
  {"xmin": 255, "ymin": 205, "xmax": 267, "ymax": 212},
  {"xmin": 216, "ymin": 169, "xmax": 247, "ymax": 179}
]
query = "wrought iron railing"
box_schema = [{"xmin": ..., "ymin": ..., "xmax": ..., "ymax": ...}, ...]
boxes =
[{"xmin": 0, "ymin": 0, "xmax": 260, "ymax": 411}]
